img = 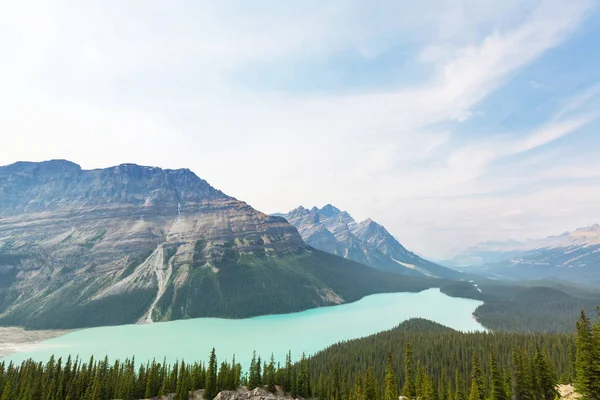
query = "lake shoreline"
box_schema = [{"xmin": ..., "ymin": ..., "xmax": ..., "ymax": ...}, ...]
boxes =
[
  {"xmin": 1, "ymin": 289, "xmax": 485, "ymax": 367},
  {"xmin": 0, "ymin": 327, "xmax": 73, "ymax": 357}
]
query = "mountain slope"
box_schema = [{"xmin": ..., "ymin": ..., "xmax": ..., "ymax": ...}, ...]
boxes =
[
  {"xmin": 282, "ymin": 205, "xmax": 460, "ymax": 279},
  {"xmin": 447, "ymin": 225, "xmax": 600, "ymax": 284},
  {"xmin": 0, "ymin": 160, "xmax": 436, "ymax": 329}
]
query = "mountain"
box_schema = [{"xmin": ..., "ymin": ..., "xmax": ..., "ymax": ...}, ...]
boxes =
[
  {"xmin": 0, "ymin": 160, "xmax": 437, "ymax": 329},
  {"xmin": 281, "ymin": 205, "xmax": 459, "ymax": 279},
  {"xmin": 447, "ymin": 225, "xmax": 600, "ymax": 284}
]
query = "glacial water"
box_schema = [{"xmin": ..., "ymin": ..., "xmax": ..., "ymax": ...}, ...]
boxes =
[{"xmin": 3, "ymin": 288, "xmax": 484, "ymax": 367}]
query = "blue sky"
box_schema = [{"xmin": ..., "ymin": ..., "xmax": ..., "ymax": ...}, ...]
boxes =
[{"xmin": 1, "ymin": 0, "xmax": 599, "ymax": 258}]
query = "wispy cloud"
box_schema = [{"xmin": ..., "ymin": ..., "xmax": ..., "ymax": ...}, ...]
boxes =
[
  {"xmin": 0, "ymin": 0, "xmax": 599, "ymax": 258},
  {"xmin": 529, "ymin": 80, "xmax": 549, "ymax": 89}
]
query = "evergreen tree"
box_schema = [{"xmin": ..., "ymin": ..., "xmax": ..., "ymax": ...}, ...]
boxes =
[
  {"xmin": 575, "ymin": 310, "xmax": 600, "ymax": 400},
  {"xmin": 384, "ymin": 350, "xmax": 398, "ymax": 400},
  {"xmin": 256, "ymin": 356, "xmax": 262, "ymax": 387},
  {"xmin": 176, "ymin": 373, "xmax": 189, "ymax": 400},
  {"xmin": 403, "ymin": 343, "xmax": 417, "ymax": 400},
  {"xmin": 423, "ymin": 371, "xmax": 436, "ymax": 400},
  {"xmin": 417, "ymin": 361, "xmax": 426, "ymax": 400},
  {"xmin": 297, "ymin": 353, "xmax": 311, "ymax": 398},
  {"xmin": 266, "ymin": 354, "xmax": 276, "ymax": 393},
  {"xmin": 511, "ymin": 349, "xmax": 535, "ymax": 400},
  {"xmin": 364, "ymin": 366, "xmax": 376, "ymax": 400},
  {"xmin": 291, "ymin": 367, "xmax": 298, "ymax": 398},
  {"xmin": 469, "ymin": 352, "xmax": 485, "ymax": 400},
  {"xmin": 1, "ymin": 380, "xmax": 12, "ymax": 400},
  {"xmin": 318, "ymin": 372, "xmax": 326, "ymax": 400},
  {"xmin": 489, "ymin": 348, "xmax": 507, "ymax": 400},
  {"xmin": 533, "ymin": 345, "xmax": 557, "ymax": 400},
  {"xmin": 204, "ymin": 348, "xmax": 218, "ymax": 400},
  {"xmin": 284, "ymin": 351, "xmax": 292, "ymax": 393},
  {"xmin": 331, "ymin": 363, "xmax": 341, "ymax": 400},
  {"xmin": 455, "ymin": 370, "xmax": 465, "ymax": 400}
]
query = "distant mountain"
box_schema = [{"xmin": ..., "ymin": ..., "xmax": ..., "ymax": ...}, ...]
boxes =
[
  {"xmin": 447, "ymin": 225, "xmax": 600, "ymax": 284},
  {"xmin": 0, "ymin": 160, "xmax": 437, "ymax": 329},
  {"xmin": 281, "ymin": 205, "xmax": 460, "ymax": 279}
]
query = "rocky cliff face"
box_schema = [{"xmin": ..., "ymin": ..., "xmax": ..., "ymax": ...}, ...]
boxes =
[
  {"xmin": 282, "ymin": 205, "xmax": 459, "ymax": 279},
  {"xmin": 0, "ymin": 161, "xmax": 435, "ymax": 329}
]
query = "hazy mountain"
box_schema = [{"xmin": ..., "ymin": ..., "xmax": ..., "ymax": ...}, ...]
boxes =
[
  {"xmin": 447, "ymin": 225, "xmax": 600, "ymax": 284},
  {"xmin": 0, "ymin": 160, "xmax": 440, "ymax": 329},
  {"xmin": 282, "ymin": 205, "xmax": 460, "ymax": 279}
]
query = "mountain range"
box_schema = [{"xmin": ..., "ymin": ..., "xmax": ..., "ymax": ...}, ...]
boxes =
[
  {"xmin": 447, "ymin": 224, "xmax": 600, "ymax": 285},
  {"xmin": 280, "ymin": 205, "xmax": 459, "ymax": 279},
  {"xmin": 0, "ymin": 160, "xmax": 438, "ymax": 329}
]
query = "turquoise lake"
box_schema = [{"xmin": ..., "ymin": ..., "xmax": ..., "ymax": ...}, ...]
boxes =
[{"xmin": 3, "ymin": 289, "xmax": 484, "ymax": 368}]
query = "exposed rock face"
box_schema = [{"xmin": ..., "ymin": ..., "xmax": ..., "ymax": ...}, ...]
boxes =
[
  {"xmin": 282, "ymin": 205, "xmax": 459, "ymax": 278},
  {"xmin": 448, "ymin": 224, "xmax": 600, "ymax": 284},
  {"xmin": 0, "ymin": 161, "xmax": 436, "ymax": 329},
  {"xmin": 150, "ymin": 387, "xmax": 302, "ymax": 400},
  {"xmin": 0, "ymin": 161, "xmax": 303, "ymax": 271},
  {"xmin": 215, "ymin": 388, "xmax": 297, "ymax": 400}
]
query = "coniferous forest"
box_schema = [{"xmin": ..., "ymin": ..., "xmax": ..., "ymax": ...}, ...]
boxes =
[{"xmin": 1, "ymin": 313, "xmax": 599, "ymax": 400}]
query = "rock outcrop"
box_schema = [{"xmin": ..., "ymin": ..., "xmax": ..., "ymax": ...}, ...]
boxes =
[
  {"xmin": 282, "ymin": 205, "xmax": 459, "ymax": 279},
  {"xmin": 215, "ymin": 387, "xmax": 299, "ymax": 400}
]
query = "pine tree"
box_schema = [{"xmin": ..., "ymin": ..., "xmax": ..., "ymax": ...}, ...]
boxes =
[
  {"xmin": 291, "ymin": 367, "xmax": 298, "ymax": 398},
  {"xmin": 455, "ymin": 370, "xmax": 465, "ymax": 400},
  {"xmin": 417, "ymin": 361, "xmax": 426, "ymax": 400},
  {"xmin": 468, "ymin": 352, "xmax": 485, "ymax": 400},
  {"xmin": 256, "ymin": 356, "xmax": 262, "ymax": 387},
  {"xmin": 204, "ymin": 348, "xmax": 218, "ymax": 400},
  {"xmin": 423, "ymin": 371, "xmax": 436, "ymax": 400},
  {"xmin": 266, "ymin": 354, "xmax": 276, "ymax": 393},
  {"xmin": 364, "ymin": 366, "xmax": 376, "ymax": 400},
  {"xmin": 249, "ymin": 351, "xmax": 257, "ymax": 390},
  {"xmin": 297, "ymin": 353, "xmax": 311, "ymax": 398},
  {"xmin": 403, "ymin": 343, "xmax": 417, "ymax": 400},
  {"xmin": 384, "ymin": 350, "xmax": 398, "ymax": 400},
  {"xmin": 591, "ymin": 308, "xmax": 600, "ymax": 400},
  {"xmin": 533, "ymin": 345, "xmax": 558, "ymax": 400},
  {"xmin": 574, "ymin": 308, "xmax": 600, "ymax": 400},
  {"xmin": 176, "ymin": 373, "xmax": 189, "ymax": 400},
  {"xmin": 575, "ymin": 310, "xmax": 595, "ymax": 399},
  {"xmin": 331, "ymin": 363, "xmax": 341, "ymax": 400},
  {"xmin": 489, "ymin": 348, "xmax": 507, "ymax": 400},
  {"xmin": 318, "ymin": 372, "xmax": 326, "ymax": 400},
  {"xmin": 1, "ymin": 380, "xmax": 13, "ymax": 400},
  {"xmin": 175, "ymin": 361, "xmax": 188, "ymax": 400},
  {"xmin": 512, "ymin": 348, "xmax": 535, "ymax": 400}
]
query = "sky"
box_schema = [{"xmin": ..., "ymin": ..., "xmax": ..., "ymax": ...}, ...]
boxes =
[{"xmin": 1, "ymin": 0, "xmax": 600, "ymax": 259}]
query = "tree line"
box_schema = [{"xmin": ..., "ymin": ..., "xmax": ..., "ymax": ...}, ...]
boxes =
[{"xmin": 0, "ymin": 313, "xmax": 599, "ymax": 399}]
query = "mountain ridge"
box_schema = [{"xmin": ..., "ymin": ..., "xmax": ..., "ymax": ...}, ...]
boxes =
[
  {"xmin": 281, "ymin": 204, "xmax": 460, "ymax": 279},
  {"xmin": 446, "ymin": 224, "xmax": 600, "ymax": 284},
  {"xmin": 0, "ymin": 160, "xmax": 439, "ymax": 329}
]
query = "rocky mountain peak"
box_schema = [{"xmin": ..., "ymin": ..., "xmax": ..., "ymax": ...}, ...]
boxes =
[
  {"xmin": 0, "ymin": 161, "xmax": 229, "ymax": 217},
  {"xmin": 286, "ymin": 206, "xmax": 310, "ymax": 219},
  {"xmin": 283, "ymin": 204, "xmax": 459, "ymax": 279},
  {"xmin": 2, "ymin": 159, "xmax": 82, "ymax": 175},
  {"xmin": 320, "ymin": 204, "xmax": 342, "ymax": 218},
  {"xmin": 352, "ymin": 218, "xmax": 390, "ymax": 239}
]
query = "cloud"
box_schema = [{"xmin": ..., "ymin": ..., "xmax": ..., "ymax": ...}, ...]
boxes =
[
  {"xmin": 0, "ymin": 0, "xmax": 599, "ymax": 258},
  {"xmin": 554, "ymin": 83, "xmax": 600, "ymax": 120},
  {"xmin": 513, "ymin": 115, "xmax": 595, "ymax": 153},
  {"xmin": 529, "ymin": 80, "xmax": 549, "ymax": 89}
]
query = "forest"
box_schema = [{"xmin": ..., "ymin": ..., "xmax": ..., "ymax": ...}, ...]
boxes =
[{"xmin": 1, "ymin": 311, "xmax": 600, "ymax": 400}]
